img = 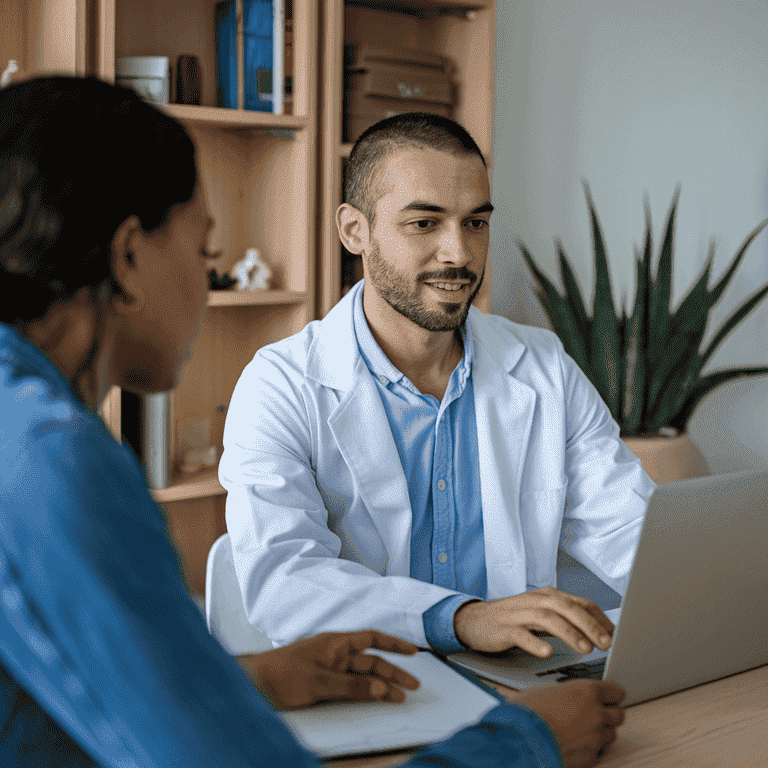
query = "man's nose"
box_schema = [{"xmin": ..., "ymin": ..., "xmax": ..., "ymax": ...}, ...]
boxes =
[{"xmin": 436, "ymin": 224, "xmax": 472, "ymax": 265}]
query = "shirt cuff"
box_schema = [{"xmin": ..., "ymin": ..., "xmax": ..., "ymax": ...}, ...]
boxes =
[
  {"xmin": 409, "ymin": 703, "xmax": 561, "ymax": 768},
  {"xmin": 423, "ymin": 594, "xmax": 482, "ymax": 655}
]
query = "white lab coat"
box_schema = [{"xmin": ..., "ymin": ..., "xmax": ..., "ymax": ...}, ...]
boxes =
[{"xmin": 220, "ymin": 281, "xmax": 654, "ymax": 648}]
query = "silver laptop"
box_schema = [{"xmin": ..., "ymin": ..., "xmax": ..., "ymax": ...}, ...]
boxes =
[{"xmin": 448, "ymin": 468, "xmax": 768, "ymax": 705}]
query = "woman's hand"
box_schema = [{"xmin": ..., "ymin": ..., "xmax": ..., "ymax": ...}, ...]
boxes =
[{"xmin": 236, "ymin": 630, "xmax": 420, "ymax": 710}]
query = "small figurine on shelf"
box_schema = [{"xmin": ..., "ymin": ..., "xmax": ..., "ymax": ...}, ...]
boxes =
[
  {"xmin": 1, "ymin": 61, "xmax": 21, "ymax": 88},
  {"xmin": 232, "ymin": 247, "xmax": 273, "ymax": 290},
  {"xmin": 208, "ymin": 267, "xmax": 237, "ymax": 290},
  {"xmin": 179, "ymin": 445, "xmax": 218, "ymax": 476}
]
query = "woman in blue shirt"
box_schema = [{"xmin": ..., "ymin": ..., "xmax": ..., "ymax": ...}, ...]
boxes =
[{"xmin": 0, "ymin": 75, "xmax": 625, "ymax": 768}]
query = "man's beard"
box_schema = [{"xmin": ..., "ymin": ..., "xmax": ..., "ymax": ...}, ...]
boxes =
[{"xmin": 365, "ymin": 240, "xmax": 484, "ymax": 332}]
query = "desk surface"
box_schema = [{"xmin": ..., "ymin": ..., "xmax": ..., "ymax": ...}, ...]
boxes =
[{"xmin": 331, "ymin": 664, "xmax": 768, "ymax": 768}]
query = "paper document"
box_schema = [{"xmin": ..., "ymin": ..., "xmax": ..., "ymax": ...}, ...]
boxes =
[{"xmin": 280, "ymin": 650, "xmax": 500, "ymax": 757}]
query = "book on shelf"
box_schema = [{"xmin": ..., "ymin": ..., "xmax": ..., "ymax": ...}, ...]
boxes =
[{"xmin": 215, "ymin": 0, "xmax": 291, "ymax": 113}]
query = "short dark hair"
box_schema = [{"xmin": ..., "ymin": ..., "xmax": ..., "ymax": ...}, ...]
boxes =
[
  {"xmin": 0, "ymin": 75, "xmax": 197, "ymax": 325},
  {"xmin": 345, "ymin": 112, "xmax": 486, "ymax": 228}
]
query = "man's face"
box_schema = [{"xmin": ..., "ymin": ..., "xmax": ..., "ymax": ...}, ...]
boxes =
[{"xmin": 363, "ymin": 145, "xmax": 492, "ymax": 333}]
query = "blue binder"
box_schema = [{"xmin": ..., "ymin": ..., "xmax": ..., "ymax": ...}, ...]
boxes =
[{"xmin": 215, "ymin": 0, "xmax": 274, "ymax": 112}]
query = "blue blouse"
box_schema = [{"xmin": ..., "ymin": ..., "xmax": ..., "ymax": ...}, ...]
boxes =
[{"xmin": 0, "ymin": 322, "xmax": 560, "ymax": 768}]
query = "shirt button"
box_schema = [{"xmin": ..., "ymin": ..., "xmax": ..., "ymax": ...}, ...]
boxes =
[
  {"xmin": 379, "ymin": 375, "xmax": 388, "ymax": 385},
  {"xmin": 437, "ymin": 479, "xmax": 446, "ymax": 491},
  {"xmin": 438, "ymin": 552, "xmax": 448, "ymax": 564}
]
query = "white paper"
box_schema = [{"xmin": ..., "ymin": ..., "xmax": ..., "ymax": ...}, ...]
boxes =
[{"xmin": 280, "ymin": 651, "xmax": 500, "ymax": 757}]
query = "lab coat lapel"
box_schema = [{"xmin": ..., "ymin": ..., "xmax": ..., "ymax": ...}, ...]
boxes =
[
  {"xmin": 307, "ymin": 282, "xmax": 413, "ymax": 576},
  {"xmin": 470, "ymin": 310, "xmax": 535, "ymax": 599}
]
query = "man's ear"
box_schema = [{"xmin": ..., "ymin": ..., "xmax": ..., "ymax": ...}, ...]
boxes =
[
  {"xmin": 110, "ymin": 215, "xmax": 146, "ymax": 315},
  {"xmin": 336, "ymin": 203, "xmax": 370, "ymax": 255}
]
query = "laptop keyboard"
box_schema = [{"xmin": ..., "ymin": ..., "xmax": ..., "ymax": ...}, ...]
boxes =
[{"xmin": 536, "ymin": 659, "xmax": 606, "ymax": 682}]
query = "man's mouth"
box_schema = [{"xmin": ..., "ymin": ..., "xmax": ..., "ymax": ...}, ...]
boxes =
[{"xmin": 424, "ymin": 281, "xmax": 470, "ymax": 292}]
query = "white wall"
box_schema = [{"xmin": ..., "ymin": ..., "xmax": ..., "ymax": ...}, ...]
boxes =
[{"xmin": 491, "ymin": 0, "xmax": 768, "ymax": 472}]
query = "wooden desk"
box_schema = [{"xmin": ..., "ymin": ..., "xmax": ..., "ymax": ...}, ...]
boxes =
[{"xmin": 330, "ymin": 665, "xmax": 768, "ymax": 768}]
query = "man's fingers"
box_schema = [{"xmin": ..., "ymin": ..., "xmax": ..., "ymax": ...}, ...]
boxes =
[
  {"xmin": 506, "ymin": 628, "xmax": 556, "ymax": 657},
  {"xmin": 348, "ymin": 652, "xmax": 420, "ymax": 689},
  {"xmin": 551, "ymin": 604, "xmax": 613, "ymax": 651},
  {"xmin": 537, "ymin": 590, "xmax": 614, "ymax": 650},
  {"xmin": 524, "ymin": 611, "xmax": 598, "ymax": 655}
]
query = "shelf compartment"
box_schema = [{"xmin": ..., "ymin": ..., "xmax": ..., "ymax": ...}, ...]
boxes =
[
  {"xmin": 207, "ymin": 289, "xmax": 307, "ymax": 307},
  {"xmin": 161, "ymin": 104, "xmax": 310, "ymax": 131},
  {"xmin": 152, "ymin": 471, "xmax": 225, "ymax": 503},
  {"xmin": 345, "ymin": 0, "xmax": 489, "ymax": 18}
]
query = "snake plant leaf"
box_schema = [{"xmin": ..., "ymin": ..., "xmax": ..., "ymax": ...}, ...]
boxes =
[
  {"xmin": 666, "ymin": 366, "xmax": 768, "ymax": 434},
  {"xmin": 622, "ymin": 249, "xmax": 647, "ymax": 432},
  {"xmin": 644, "ymin": 326, "xmax": 707, "ymax": 429},
  {"xmin": 583, "ymin": 182, "xmax": 621, "ymax": 419},
  {"xmin": 556, "ymin": 239, "xmax": 591, "ymax": 337},
  {"xmin": 519, "ymin": 243, "xmax": 592, "ymax": 378},
  {"xmin": 648, "ymin": 186, "xmax": 680, "ymax": 369},
  {"xmin": 521, "ymin": 184, "xmax": 768, "ymax": 437},
  {"xmin": 648, "ymin": 275, "xmax": 768, "ymax": 430},
  {"xmin": 696, "ymin": 281, "xmax": 768, "ymax": 374},
  {"xmin": 706, "ymin": 216, "xmax": 768, "ymax": 307},
  {"xmin": 668, "ymin": 239, "xmax": 715, "ymax": 339}
]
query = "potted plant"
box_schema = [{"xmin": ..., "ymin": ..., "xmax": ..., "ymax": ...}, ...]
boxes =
[{"xmin": 519, "ymin": 183, "xmax": 768, "ymax": 482}]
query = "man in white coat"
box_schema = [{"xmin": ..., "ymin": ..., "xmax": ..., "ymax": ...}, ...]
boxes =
[{"xmin": 220, "ymin": 113, "xmax": 655, "ymax": 659}]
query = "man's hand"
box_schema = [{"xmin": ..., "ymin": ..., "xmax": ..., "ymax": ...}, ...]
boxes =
[
  {"xmin": 236, "ymin": 630, "xmax": 420, "ymax": 710},
  {"xmin": 454, "ymin": 588, "xmax": 614, "ymax": 656},
  {"xmin": 516, "ymin": 680, "xmax": 626, "ymax": 768}
]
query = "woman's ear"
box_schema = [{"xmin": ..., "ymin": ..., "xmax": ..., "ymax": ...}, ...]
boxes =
[
  {"xmin": 335, "ymin": 203, "xmax": 369, "ymax": 255},
  {"xmin": 110, "ymin": 215, "xmax": 145, "ymax": 315}
]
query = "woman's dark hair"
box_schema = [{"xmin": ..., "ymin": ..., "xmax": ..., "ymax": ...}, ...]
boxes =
[{"xmin": 0, "ymin": 75, "xmax": 197, "ymax": 324}]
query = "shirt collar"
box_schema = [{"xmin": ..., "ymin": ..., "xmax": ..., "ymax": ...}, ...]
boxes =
[
  {"xmin": 352, "ymin": 280, "xmax": 475, "ymax": 386},
  {"xmin": 0, "ymin": 321, "xmax": 73, "ymax": 398}
]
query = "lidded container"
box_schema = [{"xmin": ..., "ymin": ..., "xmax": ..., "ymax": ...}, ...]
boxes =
[{"xmin": 115, "ymin": 56, "xmax": 170, "ymax": 105}]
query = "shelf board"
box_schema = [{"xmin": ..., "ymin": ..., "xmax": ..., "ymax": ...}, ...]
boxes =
[
  {"xmin": 159, "ymin": 104, "xmax": 310, "ymax": 132},
  {"xmin": 345, "ymin": 0, "xmax": 489, "ymax": 18},
  {"xmin": 207, "ymin": 289, "xmax": 308, "ymax": 307},
  {"xmin": 152, "ymin": 472, "xmax": 225, "ymax": 503}
]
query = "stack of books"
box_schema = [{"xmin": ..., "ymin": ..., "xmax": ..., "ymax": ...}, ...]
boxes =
[{"xmin": 215, "ymin": 0, "xmax": 292, "ymax": 113}]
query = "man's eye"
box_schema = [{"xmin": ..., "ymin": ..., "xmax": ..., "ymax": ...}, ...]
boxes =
[
  {"xmin": 412, "ymin": 220, "xmax": 434, "ymax": 229},
  {"xmin": 467, "ymin": 219, "xmax": 488, "ymax": 230}
]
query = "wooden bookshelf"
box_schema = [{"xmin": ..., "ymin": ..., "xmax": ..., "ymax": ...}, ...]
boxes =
[
  {"xmin": 318, "ymin": 0, "xmax": 495, "ymax": 317},
  {"xmin": 7, "ymin": 0, "xmax": 495, "ymax": 594},
  {"xmin": 207, "ymin": 289, "xmax": 307, "ymax": 306}
]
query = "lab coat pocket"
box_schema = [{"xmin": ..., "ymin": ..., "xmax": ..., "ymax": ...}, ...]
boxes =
[{"xmin": 520, "ymin": 482, "xmax": 568, "ymax": 589}]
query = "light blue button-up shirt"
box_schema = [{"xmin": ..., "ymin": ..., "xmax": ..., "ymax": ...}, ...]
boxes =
[{"xmin": 353, "ymin": 289, "xmax": 486, "ymax": 654}]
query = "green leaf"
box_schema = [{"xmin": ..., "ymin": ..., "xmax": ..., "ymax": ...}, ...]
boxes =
[
  {"xmin": 621, "ymin": 248, "xmax": 647, "ymax": 434},
  {"xmin": 648, "ymin": 186, "xmax": 680, "ymax": 366},
  {"xmin": 519, "ymin": 242, "xmax": 592, "ymax": 379},
  {"xmin": 557, "ymin": 239, "xmax": 591, "ymax": 340},
  {"xmin": 668, "ymin": 366, "xmax": 768, "ymax": 432},
  {"xmin": 583, "ymin": 182, "xmax": 621, "ymax": 419},
  {"xmin": 707, "ymin": 216, "xmax": 768, "ymax": 307},
  {"xmin": 697, "ymin": 282, "xmax": 768, "ymax": 373},
  {"xmin": 668, "ymin": 238, "xmax": 715, "ymax": 339},
  {"xmin": 644, "ymin": 329, "xmax": 704, "ymax": 430}
]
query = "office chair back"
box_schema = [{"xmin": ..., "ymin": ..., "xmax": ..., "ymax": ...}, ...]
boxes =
[{"xmin": 205, "ymin": 533, "xmax": 273, "ymax": 655}]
